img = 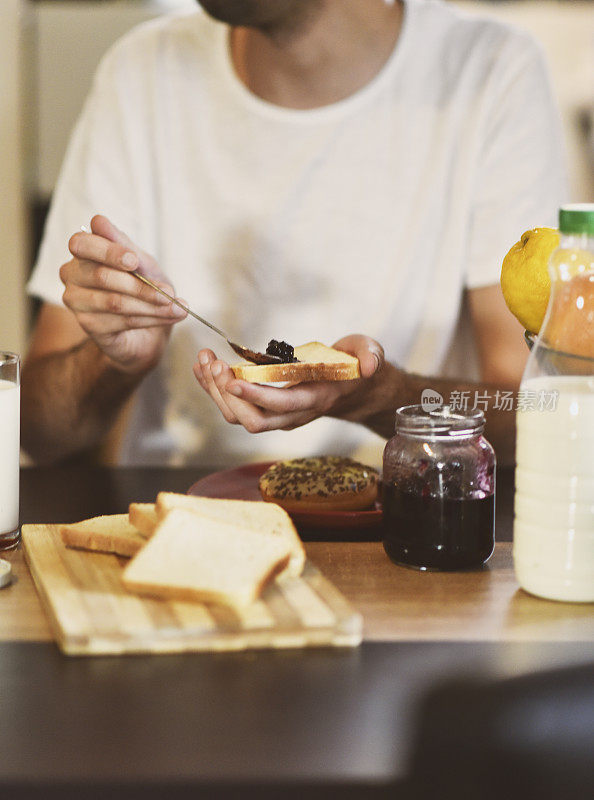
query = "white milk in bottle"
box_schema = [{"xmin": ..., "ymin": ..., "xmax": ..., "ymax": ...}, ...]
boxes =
[
  {"xmin": 0, "ymin": 378, "xmax": 20, "ymax": 537},
  {"xmin": 514, "ymin": 376, "xmax": 594, "ymax": 601},
  {"xmin": 513, "ymin": 205, "xmax": 594, "ymax": 602}
]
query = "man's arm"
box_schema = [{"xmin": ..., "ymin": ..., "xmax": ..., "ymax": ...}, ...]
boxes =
[
  {"xmin": 21, "ymin": 304, "xmax": 143, "ymax": 463},
  {"xmin": 340, "ymin": 286, "xmax": 527, "ymax": 461},
  {"xmin": 21, "ymin": 215, "xmax": 186, "ymax": 464}
]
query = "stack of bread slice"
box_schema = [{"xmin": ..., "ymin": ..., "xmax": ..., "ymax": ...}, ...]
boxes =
[
  {"xmin": 60, "ymin": 513, "xmax": 147, "ymax": 558},
  {"xmin": 59, "ymin": 493, "xmax": 305, "ymax": 610}
]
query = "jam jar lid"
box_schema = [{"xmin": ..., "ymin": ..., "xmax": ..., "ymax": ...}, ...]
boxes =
[{"xmin": 395, "ymin": 404, "xmax": 485, "ymax": 438}]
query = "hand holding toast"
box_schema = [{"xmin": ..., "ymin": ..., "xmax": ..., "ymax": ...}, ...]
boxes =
[
  {"xmin": 193, "ymin": 334, "xmax": 384, "ymax": 433},
  {"xmin": 60, "ymin": 215, "xmax": 186, "ymax": 374}
]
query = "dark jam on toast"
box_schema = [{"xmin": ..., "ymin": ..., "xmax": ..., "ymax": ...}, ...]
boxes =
[{"xmin": 265, "ymin": 340, "xmax": 298, "ymax": 363}]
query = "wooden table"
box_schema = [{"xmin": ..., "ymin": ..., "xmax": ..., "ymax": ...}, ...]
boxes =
[
  {"xmin": 1, "ymin": 465, "xmax": 592, "ymax": 799},
  {"xmin": 4, "ymin": 541, "xmax": 593, "ymax": 645}
]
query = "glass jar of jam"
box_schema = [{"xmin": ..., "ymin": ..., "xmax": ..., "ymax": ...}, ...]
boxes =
[{"xmin": 382, "ymin": 405, "xmax": 496, "ymax": 570}]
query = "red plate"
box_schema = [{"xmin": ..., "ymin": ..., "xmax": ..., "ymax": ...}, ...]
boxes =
[{"xmin": 188, "ymin": 462, "xmax": 382, "ymax": 530}]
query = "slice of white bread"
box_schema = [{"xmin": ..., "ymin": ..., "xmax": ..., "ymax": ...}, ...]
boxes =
[
  {"xmin": 121, "ymin": 508, "xmax": 291, "ymax": 609},
  {"xmin": 60, "ymin": 513, "xmax": 147, "ymax": 558},
  {"xmin": 231, "ymin": 342, "xmax": 360, "ymax": 383},
  {"xmin": 128, "ymin": 503, "xmax": 159, "ymax": 538},
  {"xmin": 154, "ymin": 492, "xmax": 305, "ymax": 577}
]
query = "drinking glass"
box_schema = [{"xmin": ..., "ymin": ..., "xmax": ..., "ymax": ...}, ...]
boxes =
[{"xmin": 0, "ymin": 352, "xmax": 20, "ymax": 550}]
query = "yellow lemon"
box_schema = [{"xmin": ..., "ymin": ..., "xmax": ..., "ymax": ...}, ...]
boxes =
[{"xmin": 500, "ymin": 227, "xmax": 559, "ymax": 334}]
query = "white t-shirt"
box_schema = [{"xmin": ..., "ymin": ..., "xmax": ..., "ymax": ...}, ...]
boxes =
[{"xmin": 28, "ymin": 0, "xmax": 567, "ymax": 467}]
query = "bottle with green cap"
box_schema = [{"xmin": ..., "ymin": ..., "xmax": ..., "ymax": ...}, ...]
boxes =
[{"xmin": 513, "ymin": 203, "xmax": 594, "ymax": 602}]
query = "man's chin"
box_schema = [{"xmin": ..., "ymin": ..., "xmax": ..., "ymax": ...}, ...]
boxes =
[{"xmin": 198, "ymin": 0, "xmax": 308, "ymax": 28}]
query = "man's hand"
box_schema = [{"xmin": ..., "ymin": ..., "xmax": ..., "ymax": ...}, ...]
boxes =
[
  {"xmin": 193, "ymin": 335, "xmax": 385, "ymax": 433},
  {"xmin": 60, "ymin": 214, "xmax": 186, "ymax": 374}
]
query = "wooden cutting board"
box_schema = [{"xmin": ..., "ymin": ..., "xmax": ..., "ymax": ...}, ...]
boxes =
[{"xmin": 22, "ymin": 524, "xmax": 362, "ymax": 656}]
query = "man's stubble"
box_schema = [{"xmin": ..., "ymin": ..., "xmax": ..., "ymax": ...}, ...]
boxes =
[{"xmin": 197, "ymin": 0, "xmax": 323, "ymax": 35}]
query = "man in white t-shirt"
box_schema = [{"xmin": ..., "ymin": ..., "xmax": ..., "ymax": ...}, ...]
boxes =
[{"xmin": 22, "ymin": 0, "xmax": 567, "ymax": 467}]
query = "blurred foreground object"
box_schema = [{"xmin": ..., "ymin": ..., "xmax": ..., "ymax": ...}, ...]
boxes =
[{"xmin": 408, "ymin": 661, "xmax": 594, "ymax": 800}]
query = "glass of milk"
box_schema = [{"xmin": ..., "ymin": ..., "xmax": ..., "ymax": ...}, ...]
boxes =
[{"xmin": 0, "ymin": 352, "xmax": 20, "ymax": 550}]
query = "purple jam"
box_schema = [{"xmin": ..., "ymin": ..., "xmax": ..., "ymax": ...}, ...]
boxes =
[{"xmin": 382, "ymin": 484, "xmax": 494, "ymax": 570}]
